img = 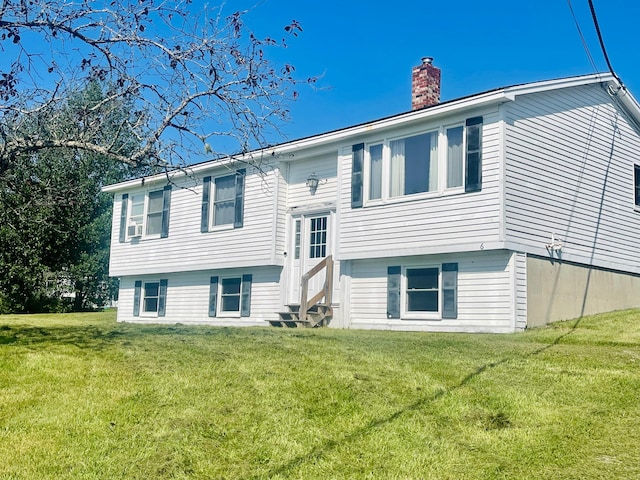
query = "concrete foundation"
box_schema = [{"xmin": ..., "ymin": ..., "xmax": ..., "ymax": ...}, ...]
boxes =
[{"xmin": 526, "ymin": 255, "xmax": 640, "ymax": 327}]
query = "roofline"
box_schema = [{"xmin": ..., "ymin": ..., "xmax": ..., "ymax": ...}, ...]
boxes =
[{"xmin": 102, "ymin": 72, "xmax": 626, "ymax": 193}]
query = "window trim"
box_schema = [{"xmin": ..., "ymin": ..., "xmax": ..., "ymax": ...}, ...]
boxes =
[
  {"xmin": 209, "ymin": 274, "xmax": 252, "ymax": 318},
  {"xmin": 125, "ymin": 186, "xmax": 171, "ymax": 240},
  {"xmin": 211, "ymin": 173, "xmax": 238, "ymax": 230},
  {"xmin": 219, "ymin": 276, "xmax": 242, "ymax": 317},
  {"xmin": 142, "ymin": 281, "xmax": 161, "ymax": 316},
  {"xmin": 401, "ymin": 265, "xmax": 441, "ymax": 319},
  {"xmin": 202, "ymin": 169, "xmax": 246, "ymax": 232},
  {"xmin": 360, "ymin": 117, "xmax": 482, "ymax": 207},
  {"xmin": 134, "ymin": 278, "xmax": 168, "ymax": 318}
]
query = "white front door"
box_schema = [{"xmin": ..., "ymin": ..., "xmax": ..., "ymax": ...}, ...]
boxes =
[{"xmin": 288, "ymin": 213, "xmax": 331, "ymax": 305}]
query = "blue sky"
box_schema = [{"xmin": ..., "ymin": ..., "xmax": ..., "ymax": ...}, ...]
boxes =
[{"xmin": 236, "ymin": 0, "xmax": 640, "ymax": 142}]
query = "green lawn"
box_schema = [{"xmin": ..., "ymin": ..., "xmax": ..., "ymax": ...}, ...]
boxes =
[{"xmin": 1, "ymin": 310, "xmax": 639, "ymax": 479}]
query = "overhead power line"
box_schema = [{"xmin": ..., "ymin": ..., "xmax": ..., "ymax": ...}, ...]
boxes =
[
  {"xmin": 587, "ymin": 0, "xmax": 624, "ymax": 87},
  {"xmin": 567, "ymin": 0, "xmax": 598, "ymax": 73}
]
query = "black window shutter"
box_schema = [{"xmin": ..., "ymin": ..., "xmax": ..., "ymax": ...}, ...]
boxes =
[
  {"xmin": 133, "ymin": 280, "xmax": 142, "ymax": 316},
  {"xmin": 635, "ymin": 165, "xmax": 640, "ymax": 206},
  {"xmin": 158, "ymin": 279, "xmax": 168, "ymax": 317},
  {"xmin": 351, "ymin": 143, "xmax": 364, "ymax": 208},
  {"xmin": 201, "ymin": 176, "xmax": 211, "ymax": 233},
  {"xmin": 234, "ymin": 169, "xmax": 246, "ymax": 228},
  {"xmin": 442, "ymin": 263, "xmax": 458, "ymax": 319},
  {"xmin": 119, "ymin": 194, "xmax": 128, "ymax": 243},
  {"xmin": 208, "ymin": 276, "xmax": 218, "ymax": 317},
  {"xmin": 241, "ymin": 273, "xmax": 252, "ymax": 317},
  {"xmin": 161, "ymin": 185, "xmax": 171, "ymax": 238},
  {"xmin": 465, "ymin": 116, "xmax": 483, "ymax": 193},
  {"xmin": 387, "ymin": 266, "xmax": 401, "ymax": 319}
]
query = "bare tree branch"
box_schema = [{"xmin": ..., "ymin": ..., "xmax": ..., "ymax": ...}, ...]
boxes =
[{"xmin": 0, "ymin": 0, "xmax": 313, "ymax": 173}]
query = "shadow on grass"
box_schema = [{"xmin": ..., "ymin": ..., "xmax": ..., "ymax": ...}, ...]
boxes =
[
  {"xmin": 0, "ymin": 324, "xmax": 134, "ymax": 350},
  {"xmin": 257, "ymin": 317, "xmax": 584, "ymax": 479}
]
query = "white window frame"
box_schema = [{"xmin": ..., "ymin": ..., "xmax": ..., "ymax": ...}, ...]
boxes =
[
  {"xmin": 362, "ymin": 120, "xmax": 474, "ymax": 206},
  {"xmin": 218, "ymin": 276, "xmax": 242, "ymax": 317},
  {"xmin": 364, "ymin": 141, "xmax": 385, "ymax": 205},
  {"xmin": 209, "ymin": 172, "xmax": 237, "ymax": 230},
  {"xmin": 127, "ymin": 189, "xmax": 164, "ymax": 240},
  {"xmin": 444, "ymin": 122, "xmax": 466, "ymax": 192},
  {"xmin": 401, "ymin": 265, "xmax": 441, "ymax": 320},
  {"xmin": 141, "ymin": 281, "xmax": 160, "ymax": 317}
]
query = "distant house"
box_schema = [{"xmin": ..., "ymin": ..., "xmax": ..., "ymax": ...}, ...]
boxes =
[{"xmin": 103, "ymin": 59, "xmax": 640, "ymax": 332}]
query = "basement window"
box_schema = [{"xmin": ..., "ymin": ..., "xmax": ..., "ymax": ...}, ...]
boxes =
[{"xmin": 405, "ymin": 267, "xmax": 439, "ymax": 313}]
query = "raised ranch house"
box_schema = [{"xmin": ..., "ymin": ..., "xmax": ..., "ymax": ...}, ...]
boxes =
[{"xmin": 104, "ymin": 59, "xmax": 640, "ymax": 332}]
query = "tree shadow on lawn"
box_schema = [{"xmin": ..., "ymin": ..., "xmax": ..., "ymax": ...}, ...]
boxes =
[
  {"xmin": 258, "ymin": 318, "xmax": 584, "ymax": 478},
  {"xmin": 0, "ymin": 324, "xmax": 132, "ymax": 350},
  {"xmin": 0, "ymin": 322, "xmax": 202, "ymax": 351}
]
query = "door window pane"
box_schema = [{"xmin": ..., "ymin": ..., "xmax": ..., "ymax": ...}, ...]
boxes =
[
  {"xmin": 309, "ymin": 216, "xmax": 327, "ymax": 259},
  {"xmin": 294, "ymin": 219, "xmax": 301, "ymax": 259}
]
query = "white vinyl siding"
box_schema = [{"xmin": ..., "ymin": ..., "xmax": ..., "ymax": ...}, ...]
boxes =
[
  {"xmin": 286, "ymin": 153, "xmax": 338, "ymax": 209},
  {"xmin": 349, "ymin": 250, "xmax": 516, "ymax": 333},
  {"xmin": 340, "ymin": 108, "xmax": 501, "ymax": 260},
  {"xmin": 117, "ymin": 267, "xmax": 282, "ymax": 326},
  {"xmin": 514, "ymin": 252, "xmax": 527, "ymax": 331},
  {"xmin": 504, "ymin": 83, "xmax": 640, "ymax": 274},
  {"xmin": 109, "ymin": 166, "xmax": 279, "ymax": 276}
]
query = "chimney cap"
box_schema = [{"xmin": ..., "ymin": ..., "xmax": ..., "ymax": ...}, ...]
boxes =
[{"xmin": 421, "ymin": 56, "xmax": 434, "ymax": 65}]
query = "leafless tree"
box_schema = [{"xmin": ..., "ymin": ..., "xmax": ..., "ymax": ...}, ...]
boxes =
[{"xmin": 0, "ymin": 0, "xmax": 311, "ymax": 173}]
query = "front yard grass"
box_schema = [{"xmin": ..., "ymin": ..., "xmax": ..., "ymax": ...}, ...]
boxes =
[{"xmin": 0, "ymin": 309, "xmax": 639, "ymax": 479}]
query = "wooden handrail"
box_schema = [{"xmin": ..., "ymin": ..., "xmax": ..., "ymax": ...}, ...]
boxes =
[{"xmin": 300, "ymin": 255, "xmax": 333, "ymax": 320}]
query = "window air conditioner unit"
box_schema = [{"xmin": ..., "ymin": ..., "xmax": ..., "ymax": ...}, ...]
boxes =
[{"xmin": 128, "ymin": 224, "xmax": 143, "ymax": 237}]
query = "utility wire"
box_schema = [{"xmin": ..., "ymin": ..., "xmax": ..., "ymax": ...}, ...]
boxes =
[
  {"xmin": 588, "ymin": 0, "xmax": 624, "ymax": 87},
  {"xmin": 567, "ymin": 0, "xmax": 598, "ymax": 73}
]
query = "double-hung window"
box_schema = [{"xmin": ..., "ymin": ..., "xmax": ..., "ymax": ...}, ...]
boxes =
[
  {"xmin": 120, "ymin": 186, "xmax": 172, "ymax": 241},
  {"xmin": 208, "ymin": 274, "xmax": 252, "ymax": 317},
  {"xmin": 368, "ymin": 143, "xmax": 383, "ymax": 200},
  {"xmin": 133, "ymin": 279, "xmax": 168, "ymax": 317},
  {"xmin": 145, "ymin": 190, "xmax": 164, "ymax": 235},
  {"xmin": 213, "ymin": 174, "xmax": 236, "ymax": 226},
  {"xmin": 201, "ymin": 169, "xmax": 246, "ymax": 232},
  {"xmin": 446, "ymin": 125, "xmax": 464, "ymax": 188},
  {"xmin": 143, "ymin": 282, "xmax": 160, "ymax": 313},
  {"xmin": 387, "ymin": 263, "xmax": 458, "ymax": 320},
  {"xmin": 405, "ymin": 267, "xmax": 439, "ymax": 313}
]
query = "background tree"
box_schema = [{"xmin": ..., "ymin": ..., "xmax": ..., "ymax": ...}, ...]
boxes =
[
  {"xmin": 0, "ymin": 0, "xmax": 309, "ymax": 173},
  {"xmin": 0, "ymin": 81, "xmax": 150, "ymax": 312}
]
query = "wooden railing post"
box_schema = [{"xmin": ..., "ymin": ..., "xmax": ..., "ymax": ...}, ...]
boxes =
[{"xmin": 299, "ymin": 255, "xmax": 333, "ymax": 322}]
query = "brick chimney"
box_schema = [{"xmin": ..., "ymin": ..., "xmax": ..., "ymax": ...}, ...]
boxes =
[{"xmin": 411, "ymin": 57, "xmax": 441, "ymax": 110}]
